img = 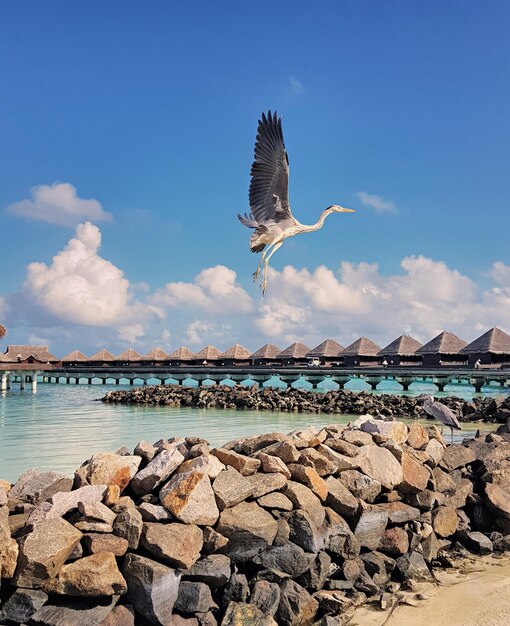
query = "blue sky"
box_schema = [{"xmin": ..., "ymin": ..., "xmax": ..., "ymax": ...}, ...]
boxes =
[{"xmin": 1, "ymin": 1, "xmax": 509, "ymax": 355}]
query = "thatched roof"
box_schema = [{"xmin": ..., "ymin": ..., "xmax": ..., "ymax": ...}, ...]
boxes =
[
  {"xmin": 342, "ymin": 337, "xmax": 381, "ymax": 356},
  {"xmin": 142, "ymin": 347, "xmax": 170, "ymax": 361},
  {"xmin": 117, "ymin": 348, "xmax": 143, "ymax": 361},
  {"xmin": 461, "ymin": 327, "xmax": 510, "ymax": 355},
  {"xmin": 220, "ymin": 344, "xmax": 252, "ymax": 359},
  {"xmin": 277, "ymin": 342, "xmax": 311, "ymax": 359},
  {"xmin": 379, "ymin": 335, "xmax": 423, "ymax": 356},
  {"xmin": 3, "ymin": 345, "xmax": 58, "ymax": 362},
  {"xmin": 307, "ymin": 339, "xmax": 344, "ymax": 358},
  {"xmin": 192, "ymin": 345, "xmax": 221, "ymax": 360},
  {"xmin": 416, "ymin": 331, "xmax": 467, "ymax": 355},
  {"xmin": 61, "ymin": 350, "xmax": 88, "ymax": 362},
  {"xmin": 168, "ymin": 346, "xmax": 194, "ymax": 360},
  {"xmin": 88, "ymin": 348, "xmax": 116, "ymax": 362},
  {"xmin": 250, "ymin": 344, "xmax": 281, "ymax": 359},
  {"xmin": 0, "ymin": 352, "xmax": 10, "ymax": 362}
]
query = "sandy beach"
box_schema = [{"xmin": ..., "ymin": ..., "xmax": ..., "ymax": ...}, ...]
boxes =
[{"xmin": 354, "ymin": 555, "xmax": 510, "ymax": 626}]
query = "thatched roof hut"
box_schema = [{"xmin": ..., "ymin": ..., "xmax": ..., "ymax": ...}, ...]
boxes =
[
  {"xmin": 220, "ymin": 344, "xmax": 252, "ymax": 363},
  {"xmin": 277, "ymin": 342, "xmax": 311, "ymax": 364},
  {"xmin": 460, "ymin": 327, "xmax": 510, "ymax": 366},
  {"xmin": 307, "ymin": 339, "xmax": 344, "ymax": 357},
  {"xmin": 378, "ymin": 335, "xmax": 422, "ymax": 366},
  {"xmin": 415, "ymin": 331, "xmax": 467, "ymax": 367},
  {"xmin": 192, "ymin": 345, "xmax": 222, "ymax": 362},
  {"xmin": 168, "ymin": 347, "xmax": 194, "ymax": 361},
  {"xmin": 251, "ymin": 344, "xmax": 281, "ymax": 359},
  {"xmin": 142, "ymin": 348, "xmax": 170, "ymax": 362},
  {"xmin": 61, "ymin": 350, "xmax": 88, "ymax": 363},
  {"xmin": 117, "ymin": 348, "xmax": 143, "ymax": 362},
  {"xmin": 342, "ymin": 337, "xmax": 382, "ymax": 367},
  {"xmin": 88, "ymin": 349, "xmax": 116, "ymax": 362},
  {"xmin": 3, "ymin": 345, "xmax": 58, "ymax": 363}
]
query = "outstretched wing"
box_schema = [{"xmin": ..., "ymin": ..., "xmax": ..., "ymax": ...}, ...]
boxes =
[{"xmin": 249, "ymin": 110, "xmax": 293, "ymax": 224}]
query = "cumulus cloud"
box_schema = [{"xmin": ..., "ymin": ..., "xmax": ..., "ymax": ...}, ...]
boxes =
[
  {"xmin": 7, "ymin": 182, "xmax": 113, "ymax": 226},
  {"xmin": 152, "ymin": 265, "xmax": 253, "ymax": 314},
  {"xmin": 357, "ymin": 191, "xmax": 397, "ymax": 214}
]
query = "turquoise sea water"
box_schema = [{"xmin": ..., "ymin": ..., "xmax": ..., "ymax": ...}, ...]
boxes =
[{"xmin": 0, "ymin": 378, "xmax": 508, "ymax": 482}]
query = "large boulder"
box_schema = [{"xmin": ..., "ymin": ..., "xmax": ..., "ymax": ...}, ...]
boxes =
[
  {"xmin": 160, "ymin": 457, "xmax": 219, "ymax": 526},
  {"xmin": 213, "ymin": 467, "xmax": 255, "ymax": 510},
  {"xmin": 8, "ymin": 469, "xmax": 73, "ymax": 506},
  {"xmin": 355, "ymin": 446, "xmax": 403, "ymax": 490},
  {"xmin": 353, "ymin": 504, "xmax": 388, "ymax": 550},
  {"xmin": 221, "ymin": 601, "xmax": 278, "ymax": 625},
  {"xmin": 276, "ymin": 579, "xmax": 318, "ymax": 626},
  {"xmin": 0, "ymin": 505, "xmax": 18, "ymax": 578},
  {"xmin": 131, "ymin": 448, "xmax": 184, "ymax": 496},
  {"xmin": 212, "ymin": 448, "xmax": 261, "ymax": 476},
  {"xmin": 75, "ymin": 453, "xmax": 141, "ymax": 492},
  {"xmin": 29, "ymin": 596, "xmax": 120, "ymax": 626},
  {"xmin": 140, "ymin": 522, "xmax": 203, "ymax": 569}
]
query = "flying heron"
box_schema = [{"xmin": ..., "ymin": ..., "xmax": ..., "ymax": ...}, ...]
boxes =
[
  {"xmin": 238, "ymin": 110, "xmax": 355, "ymax": 295},
  {"xmin": 422, "ymin": 394, "xmax": 461, "ymax": 444},
  {"xmin": 0, "ymin": 324, "xmax": 6, "ymax": 339}
]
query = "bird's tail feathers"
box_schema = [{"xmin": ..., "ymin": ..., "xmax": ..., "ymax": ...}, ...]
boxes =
[{"xmin": 250, "ymin": 223, "xmax": 269, "ymax": 253}]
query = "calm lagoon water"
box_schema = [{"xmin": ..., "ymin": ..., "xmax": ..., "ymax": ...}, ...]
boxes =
[{"xmin": 0, "ymin": 378, "xmax": 507, "ymax": 482}]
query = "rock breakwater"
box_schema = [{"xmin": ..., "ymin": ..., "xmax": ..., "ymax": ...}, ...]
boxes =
[
  {"xmin": 102, "ymin": 384, "xmax": 510, "ymax": 422},
  {"xmin": 2, "ymin": 418, "xmax": 510, "ymax": 624}
]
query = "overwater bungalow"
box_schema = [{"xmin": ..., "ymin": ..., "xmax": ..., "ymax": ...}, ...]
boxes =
[
  {"xmin": 142, "ymin": 348, "xmax": 170, "ymax": 366},
  {"xmin": 61, "ymin": 350, "xmax": 89, "ymax": 367},
  {"xmin": 342, "ymin": 337, "xmax": 382, "ymax": 367},
  {"xmin": 415, "ymin": 331, "xmax": 468, "ymax": 367},
  {"xmin": 87, "ymin": 349, "xmax": 116, "ymax": 366},
  {"xmin": 306, "ymin": 339, "xmax": 344, "ymax": 366},
  {"xmin": 3, "ymin": 345, "xmax": 58, "ymax": 364},
  {"xmin": 460, "ymin": 327, "xmax": 510, "ymax": 367},
  {"xmin": 277, "ymin": 342, "xmax": 311, "ymax": 366},
  {"xmin": 116, "ymin": 348, "xmax": 143, "ymax": 366},
  {"xmin": 250, "ymin": 344, "xmax": 281, "ymax": 366},
  {"xmin": 219, "ymin": 344, "xmax": 251, "ymax": 366},
  {"xmin": 191, "ymin": 345, "xmax": 222, "ymax": 365},
  {"xmin": 168, "ymin": 347, "xmax": 194, "ymax": 366},
  {"xmin": 378, "ymin": 335, "xmax": 423, "ymax": 366}
]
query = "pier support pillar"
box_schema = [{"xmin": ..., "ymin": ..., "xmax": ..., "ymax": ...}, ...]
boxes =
[
  {"xmin": 129, "ymin": 379, "xmax": 134, "ymax": 386},
  {"xmin": 471, "ymin": 377, "xmax": 485, "ymax": 393},
  {"xmin": 88, "ymin": 378, "xmax": 92, "ymax": 385},
  {"xmin": 1, "ymin": 372, "xmax": 8, "ymax": 392},
  {"xmin": 31, "ymin": 373, "xmax": 38, "ymax": 393},
  {"xmin": 20, "ymin": 376, "xmax": 26, "ymax": 390},
  {"xmin": 66, "ymin": 378, "xmax": 71, "ymax": 384}
]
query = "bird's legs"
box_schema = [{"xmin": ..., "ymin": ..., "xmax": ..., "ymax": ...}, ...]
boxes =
[
  {"xmin": 261, "ymin": 242, "xmax": 282, "ymax": 295},
  {"xmin": 252, "ymin": 248, "xmax": 268, "ymax": 282},
  {"xmin": 450, "ymin": 427, "xmax": 454, "ymax": 445}
]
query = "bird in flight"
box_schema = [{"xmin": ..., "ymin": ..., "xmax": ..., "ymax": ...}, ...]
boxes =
[{"xmin": 238, "ymin": 110, "xmax": 355, "ymax": 295}]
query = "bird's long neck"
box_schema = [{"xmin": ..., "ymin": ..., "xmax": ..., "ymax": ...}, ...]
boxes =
[{"xmin": 300, "ymin": 208, "xmax": 334, "ymax": 233}]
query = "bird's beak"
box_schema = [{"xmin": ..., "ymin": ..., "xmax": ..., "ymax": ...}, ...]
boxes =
[{"xmin": 340, "ymin": 208, "xmax": 355, "ymax": 213}]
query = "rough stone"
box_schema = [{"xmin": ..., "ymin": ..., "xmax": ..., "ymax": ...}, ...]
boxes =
[
  {"xmin": 246, "ymin": 472, "xmax": 288, "ymax": 498},
  {"xmin": 444, "ymin": 478, "xmax": 473, "ymax": 509},
  {"xmin": 338, "ymin": 469, "xmax": 381, "ymax": 503},
  {"xmin": 485, "ymin": 483, "xmax": 510, "ymax": 520},
  {"xmin": 356, "ymin": 445, "xmax": 403, "ymax": 490},
  {"xmin": 262, "ymin": 441, "xmax": 300, "ymax": 464},
  {"xmin": 1, "ymin": 505, "xmax": 19, "ymax": 578},
  {"xmin": 432, "ymin": 467, "xmax": 457, "ymax": 492},
  {"xmin": 203, "ymin": 526, "xmax": 229, "ymax": 554},
  {"xmin": 395, "ymin": 550, "xmax": 432, "ymax": 581},
  {"xmin": 221, "ymin": 602, "xmax": 278, "ymax": 625},
  {"xmin": 399, "ymin": 451, "xmax": 430, "ymax": 493},
  {"xmin": 175, "ymin": 581, "xmax": 217, "ymax": 614},
  {"xmin": 14, "ymin": 517, "xmax": 83, "ymax": 588},
  {"xmin": 217, "ymin": 501, "xmax": 278, "ymax": 561},
  {"xmin": 8, "ymin": 469, "xmax": 73, "ymax": 506},
  {"xmin": 283, "ymin": 481, "xmax": 325, "ymax": 529},
  {"xmin": 211, "ymin": 448, "xmax": 261, "ymax": 476},
  {"xmin": 353, "ymin": 504, "xmax": 388, "ymax": 550},
  {"xmin": 123, "ymin": 553, "xmax": 181, "ymax": 625},
  {"xmin": 75, "ymin": 453, "xmax": 141, "ymax": 492},
  {"xmin": 0, "ymin": 588, "xmax": 48, "ymax": 624},
  {"xmin": 287, "ymin": 464, "xmax": 328, "ymax": 501},
  {"xmin": 212, "ymin": 467, "xmax": 255, "ymax": 510},
  {"xmin": 134, "ymin": 440, "xmax": 157, "ymax": 462},
  {"xmin": 432, "ymin": 506, "xmax": 458, "ymax": 537},
  {"xmin": 297, "ymin": 551, "xmax": 331, "ymax": 591},
  {"xmin": 112, "ymin": 507, "xmax": 143, "ymax": 549},
  {"xmin": 31, "ymin": 485, "xmax": 108, "ymax": 521},
  {"xmin": 288, "ymin": 509, "xmax": 324, "ymax": 553},
  {"xmin": 325, "ymin": 476, "xmax": 358, "ymax": 517},
  {"xmin": 440, "ymin": 445, "xmax": 476, "ymax": 472},
  {"xmin": 254, "ymin": 542, "xmax": 314, "ymax": 577},
  {"xmin": 98, "ymin": 604, "xmax": 136, "ymax": 626},
  {"xmin": 407, "ymin": 423, "xmax": 429, "ymax": 449},
  {"xmin": 250, "ymin": 581, "xmax": 281, "ymax": 616},
  {"xmin": 379, "ymin": 527, "xmax": 409, "ymax": 556},
  {"xmin": 83, "ymin": 533, "xmax": 129, "ymax": 556},
  {"xmin": 131, "ymin": 448, "xmax": 185, "ymax": 495},
  {"xmin": 298, "ymin": 448, "xmax": 336, "ymax": 476},
  {"xmin": 465, "ymin": 531, "xmax": 493, "ymax": 555},
  {"xmin": 43, "ymin": 552, "xmax": 127, "ymax": 596},
  {"xmin": 315, "ymin": 444, "xmax": 359, "ymax": 472},
  {"xmin": 276, "ymin": 579, "xmax": 319, "ymax": 626},
  {"xmin": 74, "ymin": 519, "xmax": 113, "ymax": 533},
  {"xmin": 160, "ymin": 456, "xmax": 219, "ymax": 525},
  {"xmin": 258, "ymin": 452, "xmax": 292, "ymax": 478},
  {"xmin": 138, "ymin": 502, "xmax": 173, "ymax": 522},
  {"xmin": 141, "ymin": 522, "xmax": 203, "ymax": 569},
  {"xmin": 185, "ymin": 554, "xmax": 231, "ymax": 588},
  {"xmin": 258, "ymin": 492, "xmax": 294, "ymax": 511},
  {"xmin": 29, "ymin": 596, "xmax": 120, "ymax": 626},
  {"xmin": 378, "ymin": 501, "xmax": 420, "ymax": 524},
  {"xmin": 222, "ymin": 573, "xmax": 250, "ymax": 605},
  {"xmin": 342, "ymin": 429, "xmax": 374, "ymax": 447},
  {"xmin": 424, "ymin": 438, "xmax": 445, "ymax": 467},
  {"xmin": 361, "ymin": 419, "xmax": 408, "ymax": 444},
  {"xmin": 77, "ymin": 499, "xmax": 116, "ymax": 525}
]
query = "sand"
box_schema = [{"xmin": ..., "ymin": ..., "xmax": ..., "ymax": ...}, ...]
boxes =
[{"xmin": 351, "ymin": 555, "xmax": 510, "ymax": 626}]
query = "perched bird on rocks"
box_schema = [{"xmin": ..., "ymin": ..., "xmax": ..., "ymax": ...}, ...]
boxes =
[{"xmin": 421, "ymin": 394, "xmax": 461, "ymax": 444}]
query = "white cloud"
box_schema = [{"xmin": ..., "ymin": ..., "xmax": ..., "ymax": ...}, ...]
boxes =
[
  {"xmin": 118, "ymin": 323, "xmax": 145, "ymax": 344},
  {"xmin": 357, "ymin": 191, "xmax": 397, "ymax": 214},
  {"xmin": 289, "ymin": 76, "xmax": 304, "ymax": 95},
  {"xmin": 185, "ymin": 320, "xmax": 214, "ymax": 346},
  {"xmin": 152, "ymin": 265, "xmax": 253, "ymax": 314},
  {"xmin": 7, "ymin": 182, "xmax": 113, "ymax": 227}
]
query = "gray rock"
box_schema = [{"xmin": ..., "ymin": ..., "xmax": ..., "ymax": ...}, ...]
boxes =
[
  {"xmin": 324, "ymin": 508, "xmax": 360, "ymax": 559},
  {"xmin": 283, "ymin": 481, "xmax": 325, "ymax": 529},
  {"xmin": 297, "ymin": 551, "xmax": 331, "ymax": 591},
  {"xmin": 29, "ymin": 596, "xmax": 119, "ymax": 626},
  {"xmin": 134, "ymin": 440, "xmax": 157, "ymax": 462},
  {"xmin": 325, "ymin": 477, "xmax": 358, "ymax": 517},
  {"xmin": 378, "ymin": 501, "xmax": 420, "ymax": 524},
  {"xmin": 465, "ymin": 531, "xmax": 493, "ymax": 555},
  {"xmin": 123, "ymin": 553, "xmax": 180, "ymax": 625},
  {"xmin": 356, "ymin": 445, "xmax": 403, "ymax": 490},
  {"xmin": 216, "ymin": 501, "xmax": 278, "ymax": 561},
  {"xmin": 112, "ymin": 507, "xmax": 143, "ymax": 549},
  {"xmin": 246, "ymin": 472, "xmax": 288, "ymax": 498},
  {"xmin": 8, "ymin": 469, "xmax": 73, "ymax": 506},
  {"xmin": 222, "ymin": 573, "xmax": 249, "ymax": 606},
  {"xmin": 254, "ymin": 542, "xmax": 314, "ymax": 577},
  {"xmin": 221, "ymin": 601, "xmax": 278, "ymax": 625},
  {"xmin": 185, "ymin": 554, "xmax": 231, "ymax": 588},
  {"xmin": 0, "ymin": 588, "xmax": 48, "ymax": 623},
  {"xmin": 202, "ymin": 526, "xmax": 229, "ymax": 554},
  {"xmin": 138, "ymin": 502, "xmax": 173, "ymax": 522},
  {"xmin": 175, "ymin": 581, "xmax": 217, "ymax": 613},
  {"xmin": 353, "ymin": 504, "xmax": 388, "ymax": 550},
  {"xmin": 257, "ymin": 492, "xmax": 294, "ymax": 511},
  {"xmin": 131, "ymin": 448, "xmax": 185, "ymax": 495},
  {"xmin": 338, "ymin": 469, "xmax": 381, "ymax": 503},
  {"xmin": 77, "ymin": 500, "xmax": 116, "ymax": 525},
  {"xmin": 212, "ymin": 467, "xmax": 255, "ymax": 510},
  {"xmin": 360, "ymin": 551, "xmax": 395, "ymax": 586},
  {"xmin": 258, "ymin": 452, "xmax": 292, "ymax": 478},
  {"xmin": 250, "ymin": 580, "xmax": 281, "ymax": 616},
  {"xmin": 288, "ymin": 510, "xmax": 324, "ymax": 553},
  {"xmin": 440, "ymin": 445, "xmax": 475, "ymax": 471},
  {"xmin": 140, "ymin": 522, "xmax": 203, "ymax": 569},
  {"xmin": 395, "ymin": 550, "xmax": 432, "ymax": 581},
  {"xmin": 276, "ymin": 579, "xmax": 319, "ymax": 626}
]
